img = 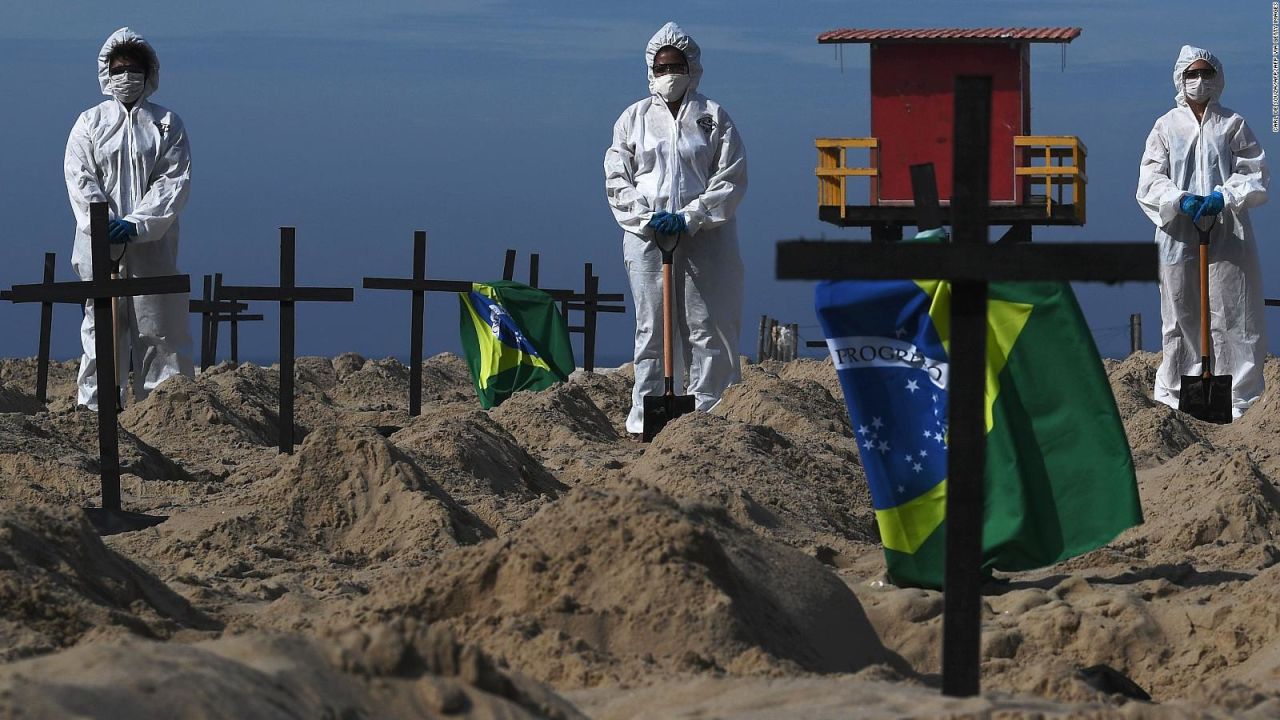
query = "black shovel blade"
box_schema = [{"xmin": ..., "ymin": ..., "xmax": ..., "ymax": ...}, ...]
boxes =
[
  {"xmin": 642, "ymin": 392, "xmax": 696, "ymax": 442},
  {"xmin": 1179, "ymin": 373, "xmax": 1233, "ymax": 424}
]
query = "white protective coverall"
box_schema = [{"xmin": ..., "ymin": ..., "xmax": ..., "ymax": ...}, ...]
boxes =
[
  {"xmin": 604, "ymin": 22, "xmax": 748, "ymax": 434},
  {"xmin": 1136, "ymin": 45, "xmax": 1268, "ymax": 417},
  {"xmin": 64, "ymin": 27, "xmax": 194, "ymax": 410}
]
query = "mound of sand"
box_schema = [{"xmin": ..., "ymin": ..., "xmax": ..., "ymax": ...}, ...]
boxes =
[
  {"xmin": 0, "ymin": 623, "xmax": 585, "ymax": 719},
  {"xmin": 328, "ymin": 353, "xmax": 475, "ymax": 412},
  {"xmin": 489, "ymin": 382, "xmax": 636, "ymax": 488},
  {"xmin": 242, "ymin": 425, "xmax": 490, "ymax": 563},
  {"xmin": 854, "ymin": 561, "xmax": 1280, "ymax": 707},
  {"xmin": 0, "ymin": 409, "xmax": 194, "ymax": 508},
  {"xmin": 119, "ymin": 374, "xmax": 282, "ymax": 487},
  {"xmin": 565, "ymin": 366, "xmax": 635, "ymax": 436},
  {"xmin": 118, "ymin": 425, "xmax": 493, "ymax": 627},
  {"xmin": 715, "ymin": 364, "xmax": 853, "ymax": 442},
  {"xmin": 359, "ymin": 488, "xmax": 898, "ymax": 687},
  {"xmin": 1105, "ymin": 352, "xmax": 1211, "ymax": 469},
  {"xmin": 0, "ymin": 359, "xmax": 79, "ymax": 411},
  {"xmin": 391, "ymin": 405, "xmax": 564, "ymax": 535},
  {"xmin": 0, "ymin": 383, "xmax": 42, "ymax": 415},
  {"xmin": 6, "ymin": 349, "xmax": 1280, "ymax": 716},
  {"xmin": 193, "ymin": 361, "xmax": 345, "ymax": 450},
  {"xmin": 776, "ymin": 356, "xmax": 846, "ymax": 405},
  {"xmin": 1111, "ymin": 447, "xmax": 1280, "ymax": 571},
  {"xmin": 0, "ymin": 503, "xmax": 217, "ymax": 661},
  {"xmin": 629, "ymin": 412, "xmax": 875, "ymax": 560}
]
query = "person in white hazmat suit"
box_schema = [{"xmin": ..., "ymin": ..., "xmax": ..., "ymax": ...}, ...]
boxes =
[
  {"xmin": 604, "ymin": 22, "xmax": 748, "ymax": 439},
  {"xmin": 64, "ymin": 28, "xmax": 194, "ymax": 411},
  {"xmin": 1137, "ymin": 45, "xmax": 1268, "ymax": 418}
]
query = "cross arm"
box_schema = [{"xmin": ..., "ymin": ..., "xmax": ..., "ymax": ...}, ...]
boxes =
[
  {"xmin": 189, "ymin": 299, "xmax": 250, "ymax": 313},
  {"xmin": 220, "ymin": 285, "xmax": 354, "ymax": 302},
  {"xmin": 362, "ymin": 278, "xmax": 475, "ymax": 293},
  {"xmin": 776, "ymin": 241, "xmax": 1159, "ymax": 283},
  {"xmin": 7, "ymin": 275, "xmax": 190, "ymax": 304}
]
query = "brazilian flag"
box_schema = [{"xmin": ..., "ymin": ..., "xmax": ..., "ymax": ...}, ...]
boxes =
[
  {"xmin": 815, "ymin": 249, "xmax": 1141, "ymax": 589},
  {"xmin": 459, "ymin": 281, "xmax": 575, "ymax": 410}
]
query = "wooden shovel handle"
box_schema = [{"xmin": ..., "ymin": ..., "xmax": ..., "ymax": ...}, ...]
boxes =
[
  {"xmin": 663, "ymin": 261, "xmax": 674, "ymax": 380},
  {"xmin": 1199, "ymin": 238, "xmax": 1210, "ymax": 378}
]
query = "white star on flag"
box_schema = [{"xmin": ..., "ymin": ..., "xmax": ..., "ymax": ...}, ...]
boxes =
[
  {"xmin": 863, "ymin": 439, "xmax": 874, "ymax": 450},
  {"xmin": 858, "ymin": 425, "xmax": 869, "ymax": 436},
  {"xmin": 922, "ymin": 429, "xmax": 932, "ymax": 439},
  {"xmin": 904, "ymin": 454, "xmax": 913, "ymax": 462},
  {"xmin": 913, "ymin": 462, "xmax": 923, "ymax": 473},
  {"xmin": 878, "ymin": 440, "xmax": 890, "ymax": 452},
  {"xmin": 905, "ymin": 379, "xmax": 919, "ymax": 393},
  {"xmin": 919, "ymin": 449, "xmax": 928, "ymax": 458},
  {"xmin": 872, "ymin": 417, "xmax": 884, "ymax": 429},
  {"xmin": 897, "ymin": 485, "xmax": 906, "ymax": 493},
  {"xmin": 933, "ymin": 432, "xmax": 944, "ymax": 443}
]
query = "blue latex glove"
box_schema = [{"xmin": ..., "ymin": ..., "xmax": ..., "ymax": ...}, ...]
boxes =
[
  {"xmin": 656, "ymin": 213, "xmax": 678, "ymax": 235},
  {"xmin": 108, "ymin": 218, "xmax": 137, "ymax": 243},
  {"xmin": 665, "ymin": 212, "xmax": 688, "ymax": 235},
  {"xmin": 1178, "ymin": 194, "xmax": 1203, "ymax": 217},
  {"xmin": 1194, "ymin": 191, "xmax": 1224, "ymax": 222},
  {"xmin": 647, "ymin": 212, "xmax": 674, "ymax": 234}
]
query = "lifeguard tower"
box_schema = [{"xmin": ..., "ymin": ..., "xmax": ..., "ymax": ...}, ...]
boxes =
[{"xmin": 815, "ymin": 27, "xmax": 1085, "ymax": 242}]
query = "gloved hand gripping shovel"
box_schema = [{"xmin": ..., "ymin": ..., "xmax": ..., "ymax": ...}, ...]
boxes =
[
  {"xmin": 1178, "ymin": 215, "xmax": 1232, "ymax": 424},
  {"xmin": 642, "ymin": 233, "xmax": 695, "ymax": 441}
]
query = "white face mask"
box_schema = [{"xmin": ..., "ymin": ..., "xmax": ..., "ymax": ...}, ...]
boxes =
[
  {"xmin": 109, "ymin": 72, "xmax": 146, "ymax": 104},
  {"xmin": 1183, "ymin": 76, "xmax": 1212, "ymax": 103},
  {"xmin": 652, "ymin": 73, "xmax": 690, "ymax": 103}
]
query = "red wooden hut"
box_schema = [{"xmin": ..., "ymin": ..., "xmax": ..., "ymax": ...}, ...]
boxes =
[{"xmin": 815, "ymin": 27, "xmax": 1086, "ymax": 241}]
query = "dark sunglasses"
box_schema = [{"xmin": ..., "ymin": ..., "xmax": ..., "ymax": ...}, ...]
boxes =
[
  {"xmin": 108, "ymin": 64, "xmax": 146, "ymax": 76},
  {"xmin": 652, "ymin": 63, "xmax": 689, "ymax": 76},
  {"xmin": 1184, "ymin": 68, "xmax": 1217, "ymax": 79}
]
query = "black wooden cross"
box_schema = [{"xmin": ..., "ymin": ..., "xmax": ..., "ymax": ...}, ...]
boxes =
[
  {"xmin": 212, "ymin": 273, "xmax": 264, "ymax": 366},
  {"xmin": 211, "ymin": 274, "xmax": 264, "ymax": 366},
  {"xmin": 3, "ymin": 252, "xmax": 84, "ymax": 403},
  {"xmin": 219, "ymin": 228, "xmax": 354, "ymax": 453},
  {"xmin": 363, "ymin": 231, "xmax": 478, "ymax": 417},
  {"xmin": 189, "ymin": 274, "xmax": 263, "ymax": 369},
  {"xmin": 191, "ymin": 274, "xmax": 248, "ymax": 370},
  {"xmin": 502, "ymin": 248, "xmax": 518, "ymax": 282},
  {"xmin": 562, "ymin": 263, "xmax": 626, "ymax": 372},
  {"xmin": 498, "ymin": 250, "xmax": 625, "ymax": 371},
  {"xmin": 776, "ymin": 77, "xmax": 1158, "ymax": 697},
  {"xmin": 7, "ymin": 202, "xmax": 190, "ymax": 534}
]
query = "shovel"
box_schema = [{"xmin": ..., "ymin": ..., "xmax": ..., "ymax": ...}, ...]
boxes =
[
  {"xmin": 642, "ymin": 232, "xmax": 695, "ymax": 442},
  {"xmin": 1178, "ymin": 214, "xmax": 1232, "ymax": 424}
]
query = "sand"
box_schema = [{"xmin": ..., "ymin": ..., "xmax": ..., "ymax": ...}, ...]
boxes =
[{"xmin": 0, "ymin": 351, "xmax": 1277, "ymax": 718}]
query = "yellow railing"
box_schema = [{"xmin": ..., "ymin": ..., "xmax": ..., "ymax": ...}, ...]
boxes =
[
  {"xmin": 817, "ymin": 138, "xmax": 878, "ymax": 219},
  {"xmin": 1014, "ymin": 135, "xmax": 1087, "ymax": 224}
]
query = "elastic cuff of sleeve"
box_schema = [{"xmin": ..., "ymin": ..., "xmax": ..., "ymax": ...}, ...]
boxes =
[
  {"xmin": 1214, "ymin": 185, "xmax": 1237, "ymax": 209},
  {"xmin": 682, "ymin": 211, "xmax": 704, "ymax": 236},
  {"xmin": 123, "ymin": 217, "xmax": 145, "ymax": 241}
]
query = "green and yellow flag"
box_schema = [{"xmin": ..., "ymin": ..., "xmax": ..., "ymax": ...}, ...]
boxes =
[
  {"xmin": 816, "ymin": 266, "xmax": 1142, "ymax": 589},
  {"xmin": 459, "ymin": 281, "xmax": 575, "ymax": 409}
]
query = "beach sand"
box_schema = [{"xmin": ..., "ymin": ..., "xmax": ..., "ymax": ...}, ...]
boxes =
[{"xmin": 0, "ymin": 352, "xmax": 1277, "ymax": 718}]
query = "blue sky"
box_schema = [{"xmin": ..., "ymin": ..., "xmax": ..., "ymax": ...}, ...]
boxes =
[{"xmin": 1, "ymin": 0, "xmax": 1276, "ymax": 366}]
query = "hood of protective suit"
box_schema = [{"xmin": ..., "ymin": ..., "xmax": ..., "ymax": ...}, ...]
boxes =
[
  {"xmin": 646, "ymin": 22, "xmax": 702, "ymax": 99},
  {"xmin": 97, "ymin": 27, "xmax": 160, "ymax": 101},
  {"xmin": 1172, "ymin": 44, "xmax": 1224, "ymax": 107}
]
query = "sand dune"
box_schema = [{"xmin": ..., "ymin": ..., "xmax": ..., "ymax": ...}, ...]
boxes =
[{"xmin": 0, "ymin": 351, "xmax": 1277, "ymax": 717}]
